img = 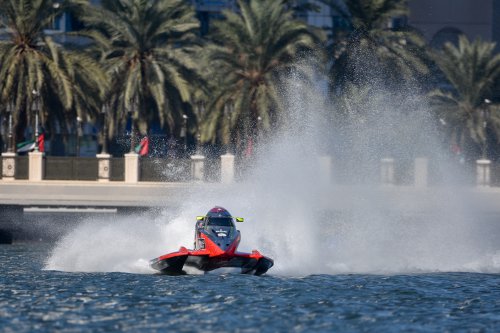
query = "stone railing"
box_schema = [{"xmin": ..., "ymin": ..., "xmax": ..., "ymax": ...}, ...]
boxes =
[
  {"xmin": 0, "ymin": 153, "xmax": 497, "ymax": 187},
  {"xmin": 0, "ymin": 152, "xmax": 237, "ymax": 184}
]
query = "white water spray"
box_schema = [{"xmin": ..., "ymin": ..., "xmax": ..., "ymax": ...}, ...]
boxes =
[{"xmin": 45, "ymin": 67, "xmax": 500, "ymax": 276}]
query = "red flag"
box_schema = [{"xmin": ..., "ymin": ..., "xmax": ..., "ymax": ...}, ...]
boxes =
[
  {"xmin": 244, "ymin": 138, "xmax": 253, "ymax": 158},
  {"xmin": 451, "ymin": 143, "xmax": 461, "ymax": 155},
  {"xmin": 138, "ymin": 137, "xmax": 149, "ymax": 156},
  {"xmin": 37, "ymin": 133, "xmax": 45, "ymax": 153}
]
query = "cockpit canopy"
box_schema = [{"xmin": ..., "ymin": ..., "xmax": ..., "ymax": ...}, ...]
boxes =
[
  {"xmin": 196, "ymin": 207, "xmax": 243, "ymax": 230},
  {"xmin": 206, "ymin": 217, "xmax": 234, "ymax": 227}
]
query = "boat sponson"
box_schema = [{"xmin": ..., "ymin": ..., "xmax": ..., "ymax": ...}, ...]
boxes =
[{"xmin": 149, "ymin": 247, "xmax": 273, "ymax": 275}]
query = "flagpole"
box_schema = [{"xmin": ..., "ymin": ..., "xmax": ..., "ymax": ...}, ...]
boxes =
[{"xmin": 32, "ymin": 90, "xmax": 40, "ymax": 153}]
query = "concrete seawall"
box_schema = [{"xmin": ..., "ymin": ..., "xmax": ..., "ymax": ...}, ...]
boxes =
[
  {"xmin": 0, "ymin": 180, "xmax": 204, "ymax": 208},
  {"xmin": 2, "ymin": 180, "xmax": 500, "ymax": 212},
  {"xmin": 2, "ymin": 180, "xmax": 500, "ymax": 243}
]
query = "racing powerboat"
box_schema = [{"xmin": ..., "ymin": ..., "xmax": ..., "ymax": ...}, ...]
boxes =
[{"xmin": 150, "ymin": 207, "xmax": 274, "ymax": 276}]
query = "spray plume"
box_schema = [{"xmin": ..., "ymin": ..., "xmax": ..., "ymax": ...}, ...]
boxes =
[{"xmin": 45, "ymin": 65, "xmax": 500, "ymax": 275}]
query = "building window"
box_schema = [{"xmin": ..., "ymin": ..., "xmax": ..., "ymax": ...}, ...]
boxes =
[{"xmin": 389, "ymin": 16, "xmax": 408, "ymax": 30}]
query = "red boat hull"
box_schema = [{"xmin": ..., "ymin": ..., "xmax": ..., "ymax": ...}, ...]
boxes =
[{"xmin": 150, "ymin": 233, "xmax": 273, "ymax": 275}]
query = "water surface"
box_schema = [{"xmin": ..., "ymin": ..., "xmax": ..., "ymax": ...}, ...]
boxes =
[{"xmin": 1, "ymin": 243, "xmax": 500, "ymax": 332}]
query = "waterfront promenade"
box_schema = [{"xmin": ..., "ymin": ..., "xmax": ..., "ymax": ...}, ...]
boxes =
[
  {"xmin": 2, "ymin": 179, "xmax": 500, "ymax": 213},
  {"xmin": 0, "ymin": 180, "xmax": 203, "ymax": 208},
  {"xmin": 3, "ymin": 179, "xmax": 500, "ymax": 243}
]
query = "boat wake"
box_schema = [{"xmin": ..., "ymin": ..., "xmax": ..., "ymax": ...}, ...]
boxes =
[{"xmin": 44, "ymin": 182, "xmax": 500, "ymax": 276}]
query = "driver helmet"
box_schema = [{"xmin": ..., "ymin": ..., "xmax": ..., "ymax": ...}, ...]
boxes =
[{"xmin": 206, "ymin": 206, "xmax": 232, "ymax": 218}]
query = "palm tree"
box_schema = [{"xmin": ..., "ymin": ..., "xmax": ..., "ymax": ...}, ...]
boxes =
[
  {"xmin": 79, "ymin": 0, "xmax": 202, "ymax": 149},
  {"xmin": 430, "ymin": 35, "xmax": 500, "ymax": 159},
  {"xmin": 0, "ymin": 0, "xmax": 106, "ymax": 147},
  {"xmin": 200, "ymin": 0, "xmax": 324, "ymax": 153},
  {"xmin": 319, "ymin": 0, "xmax": 428, "ymax": 89}
]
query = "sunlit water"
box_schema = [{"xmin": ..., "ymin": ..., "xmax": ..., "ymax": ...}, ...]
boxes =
[{"xmin": 2, "ymin": 242, "xmax": 500, "ymax": 332}]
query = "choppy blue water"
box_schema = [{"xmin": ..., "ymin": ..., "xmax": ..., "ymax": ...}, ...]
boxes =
[{"xmin": 1, "ymin": 243, "xmax": 500, "ymax": 332}]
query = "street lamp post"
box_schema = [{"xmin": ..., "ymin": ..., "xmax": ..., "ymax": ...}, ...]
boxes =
[
  {"xmin": 76, "ymin": 116, "xmax": 82, "ymax": 157},
  {"xmin": 6, "ymin": 102, "xmax": 14, "ymax": 153},
  {"xmin": 32, "ymin": 90, "xmax": 40, "ymax": 152},
  {"xmin": 195, "ymin": 102, "xmax": 205, "ymax": 154},
  {"xmin": 27, "ymin": 90, "xmax": 44, "ymax": 181},
  {"xmin": 101, "ymin": 104, "xmax": 109, "ymax": 155},
  {"xmin": 51, "ymin": 2, "xmax": 61, "ymax": 29},
  {"xmin": 182, "ymin": 114, "xmax": 188, "ymax": 154},
  {"xmin": 482, "ymin": 98, "xmax": 492, "ymax": 159},
  {"xmin": 124, "ymin": 98, "xmax": 139, "ymax": 183},
  {"xmin": 129, "ymin": 98, "xmax": 137, "ymax": 153},
  {"xmin": 256, "ymin": 115, "xmax": 262, "ymax": 152},
  {"xmin": 223, "ymin": 102, "xmax": 233, "ymax": 154}
]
